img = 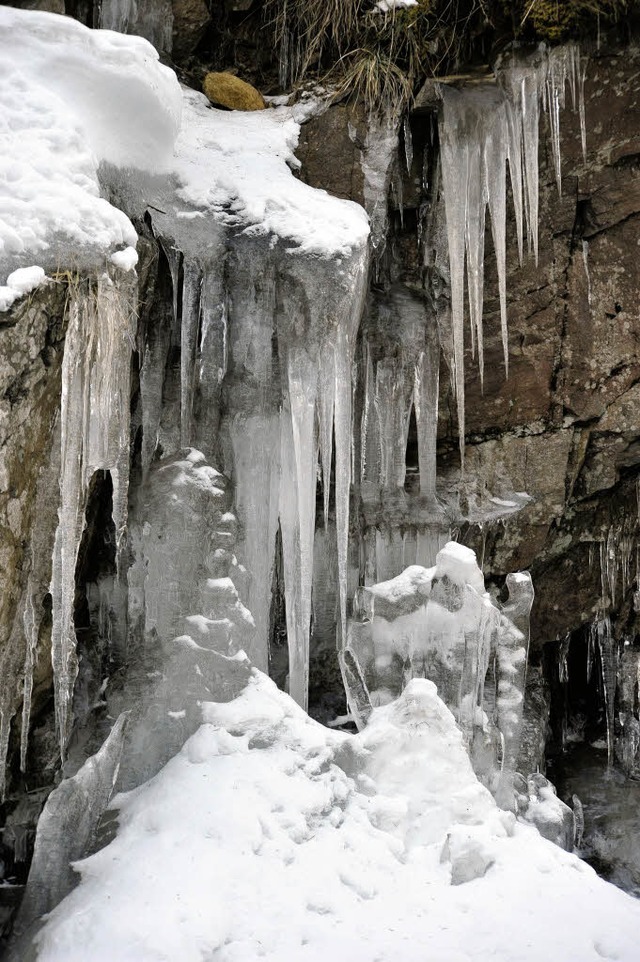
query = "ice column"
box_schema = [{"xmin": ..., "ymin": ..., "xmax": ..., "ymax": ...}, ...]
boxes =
[
  {"xmin": 224, "ymin": 245, "xmax": 367, "ymax": 707},
  {"xmin": 50, "ymin": 273, "xmax": 136, "ymax": 760},
  {"xmin": 494, "ymin": 571, "xmax": 534, "ymax": 807}
]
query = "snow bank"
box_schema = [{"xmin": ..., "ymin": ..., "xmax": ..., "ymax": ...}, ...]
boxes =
[
  {"xmin": 35, "ymin": 672, "xmax": 640, "ymax": 962},
  {"xmin": 0, "ymin": 7, "xmax": 181, "ymax": 279},
  {"xmin": 0, "ymin": 8, "xmax": 367, "ymax": 286},
  {"xmin": 171, "ymin": 88, "xmax": 370, "ymax": 257},
  {"xmin": 0, "ymin": 266, "xmax": 46, "ymax": 312}
]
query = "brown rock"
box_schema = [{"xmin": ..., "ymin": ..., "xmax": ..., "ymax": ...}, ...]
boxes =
[
  {"xmin": 172, "ymin": 0, "xmax": 210, "ymax": 60},
  {"xmin": 202, "ymin": 72, "xmax": 266, "ymax": 111}
]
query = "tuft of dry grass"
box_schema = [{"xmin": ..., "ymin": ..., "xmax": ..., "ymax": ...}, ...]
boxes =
[{"xmin": 265, "ymin": 0, "xmax": 626, "ymax": 113}]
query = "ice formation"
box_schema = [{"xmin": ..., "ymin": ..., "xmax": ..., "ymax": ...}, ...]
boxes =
[
  {"xmin": 14, "ymin": 712, "xmax": 128, "ymax": 937},
  {"xmin": 50, "ymin": 274, "xmax": 136, "ymax": 759},
  {"xmin": 343, "ymin": 542, "xmax": 535, "ymax": 810},
  {"xmin": 438, "ymin": 44, "xmax": 586, "ymax": 463},
  {"xmin": 133, "ymin": 86, "xmax": 370, "ymax": 711}
]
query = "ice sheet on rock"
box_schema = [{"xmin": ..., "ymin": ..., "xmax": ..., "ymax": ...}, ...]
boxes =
[
  {"xmin": 99, "ymin": 0, "xmax": 173, "ymax": 55},
  {"xmin": 13, "ymin": 713, "xmax": 128, "ymax": 943},
  {"xmin": 0, "ymin": 7, "xmax": 181, "ymax": 277},
  {"xmin": 50, "ymin": 274, "xmax": 136, "ymax": 759}
]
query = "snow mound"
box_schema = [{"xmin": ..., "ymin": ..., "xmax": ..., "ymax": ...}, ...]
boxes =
[
  {"xmin": 171, "ymin": 88, "xmax": 370, "ymax": 258},
  {"xmin": 0, "ymin": 7, "xmax": 181, "ymax": 280},
  {"xmin": 0, "ymin": 266, "xmax": 46, "ymax": 312},
  {"xmin": 35, "ymin": 672, "xmax": 640, "ymax": 962}
]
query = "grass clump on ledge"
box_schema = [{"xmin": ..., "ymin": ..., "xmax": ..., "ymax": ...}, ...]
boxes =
[{"xmin": 265, "ymin": 0, "xmax": 627, "ymax": 113}]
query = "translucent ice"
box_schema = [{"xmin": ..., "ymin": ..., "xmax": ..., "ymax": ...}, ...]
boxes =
[
  {"xmin": 50, "ymin": 274, "xmax": 136, "ymax": 759},
  {"xmin": 438, "ymin": 45, "xmax": 586, "ymax": 462}
]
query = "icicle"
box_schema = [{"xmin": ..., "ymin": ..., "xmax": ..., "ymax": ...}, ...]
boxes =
[
  {"xmin": 194, "ymin": 265, "xmax": 227, "ymax": 457},
  {"xmin": 0, "ymin": 709, "xmax": 11, "ymax": 800},
  {"xmin": 505, "ymin": 94, "xmax": 525, "ymax": 264},
  {"xmin": 413, "ymin": 317, "xmax": 440, "ymax": 501},
  {"xmin": 545, "ymin": 48, "xmax": 565, "ymax": 196},
  {"xmin": 229, "ymin": 414, "xmax": 281, "ymax": 674},
  {"xmin": 180, "ymin": 262, "xmax": 202, "ymax": 448},
  {"xmin": 20, "ymin": 586, "xmax": 38, "ymax": 773},
  {"xmin": 361, "ymin": 108, "xmax": 403, "ymax": 253},
  {"xmin": 465, "ymin": 135, "xmax": 486, "ymax": 369},
  {"xmin": 317, "ymin": 349, "xmax": 335, "ymax": 529},
  {"xmin": 334, "ymin": 326, "xmax": 355, "ymax": 648},
  {"xmin": 438, "ymin": 85, "xmax": 469, "ymax": 466},
  {"xmin": 159, "ymin": 238, "xmax": 182, "ymax": 340},
  {"xmin": 558, "ymin": 633, "xmax": 571, "ymax": 684},
  {"xmin": 582, "ymin": 240, "xmax": 591, "ymax": 306},
  {"xmin": 579, "ymin": 59, "xmax": 588, "ymax": 162},
  {"xmin": 586, "ymin": 622, "xmax": 595, "ymax": 682},
  {"xmin": 484, "ymin": 101, "xmax": 509, "ymax": 374},
  {"xmin": 360, "ymin": 342, "xmax": 377, "ymax": 487},
  {"xmin": 403, "ymin": 115, "xmax": 414, "ymax": 174},
  {"xmin": 594, "ymin": 617, "xmax": 617, "ymax": 765},
  {"xmin": 279, "ymin": 358, "xmax": 317, "ymax": 710}
]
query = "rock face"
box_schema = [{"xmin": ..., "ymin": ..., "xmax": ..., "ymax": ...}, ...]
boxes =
[
  {"xmin": 298, "ymin": 47, "xmax": 640, "ymax": 658},
  {"xmin": 0, "ymin": 283, "xmax": 67, "ymax": 795},
  {"xmin": 203, "ymin": 71, "xmax": 266, "ymax": 110},
  {"xmin": 171, "ymin": 0, "xmax": 210, "ymax": 59}
]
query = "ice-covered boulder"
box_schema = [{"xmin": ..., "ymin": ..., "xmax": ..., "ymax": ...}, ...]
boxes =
[{"xmin": 342, "ymin": 542, "xmax": 537, "ymax": 816}]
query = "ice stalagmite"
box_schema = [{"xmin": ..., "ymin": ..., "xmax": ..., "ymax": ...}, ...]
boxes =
[
  {"xmin": 438, "ymin": 45, "xmax": 586, "ymax": 462},
  {"xmin": 50, "ymin": 273, "xmax": 136, "ymax": 759}
]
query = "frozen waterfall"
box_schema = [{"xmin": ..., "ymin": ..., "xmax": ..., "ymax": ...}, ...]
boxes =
[{"xmin": 49, "ymin": 273, "xmax": 136, "ymax": 761}]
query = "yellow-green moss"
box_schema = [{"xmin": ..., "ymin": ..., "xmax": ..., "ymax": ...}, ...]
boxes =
[{"xmin": 203, "ymin": 72, "xmax": 266, "ymax": 111}]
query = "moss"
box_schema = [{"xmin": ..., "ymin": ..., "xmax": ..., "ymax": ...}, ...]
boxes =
[{"xmin": 202, "ymin": 72, "xmax": 266, "ymax": 111}]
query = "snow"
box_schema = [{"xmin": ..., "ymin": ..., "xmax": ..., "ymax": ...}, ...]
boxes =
[
  {"xmin": 0, "ymin": 266, "xmax": 46, "ymax": 312},
  {"xmin": 375, "ymin": 0, "xmax": 418, "ymax": 11},
  {"xmin": 0, "ymin": 6, "xmax": 181, "ymax": 279},
  {"xmin": 110, "ymin": 246, "xmax": 139, "ymax": 271},
  {"xmin": 35, "ymin": 672, "xmax": 640, "ymax": 962},
  {"xmin": 172, "ymin": 88, "xmax": 369, "ymax": 257}
]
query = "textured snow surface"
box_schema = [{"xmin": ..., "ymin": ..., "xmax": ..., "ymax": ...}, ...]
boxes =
[
  {"xmin": 0, "ymin": 266, "xmax": 46, "ymax": 312},
  {"xmin": 0, "ymin": 7, "xmax": 181, "ymax": 279},
  {"xmin": 0, "ymin": 8, "xmax": 368, "ymax": 284},
  {"xmin": 36, "ymin": 673, "xmax": 640, "ymax": 962},
  {"xmin": 172, "ymin": 88, "xmax": 369, "ymax": 257}
]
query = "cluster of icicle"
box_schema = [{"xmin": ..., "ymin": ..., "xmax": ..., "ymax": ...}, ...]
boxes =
[
  {"xmin": 438, "ymin": 44, "xmax": 586, "ymax": 463},
  {"xmin": 45, "ymin": 274, "xmax": 135, "ymax": 764},
  {"xmin": 153, "ymin": 241, "xmax": 369, "ymax": 713}
]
